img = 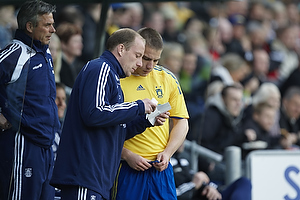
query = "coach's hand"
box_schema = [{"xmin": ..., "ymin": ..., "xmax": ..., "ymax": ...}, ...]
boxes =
[
  {"xmin": 142, "ymin": 98, "xmax": 157, "ymax": 114},
  {"xmin": 0, "ymin": 113, "xmax": 12, "ymax": 132}
]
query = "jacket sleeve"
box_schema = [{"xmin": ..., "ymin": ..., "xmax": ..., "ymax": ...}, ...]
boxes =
[
  {"xmin": 0, "ymin": 43, "xmax": 28, "ymax": 129},
  {"xmin": 176, "ymin": 182, "xmax": 196, "ymax": 200},
  {"xmin": 0, "ymin": 44, "xmax": 21, "ymax": 110},
  {"xmin": 78, "ymin": 62, "xmax": 145, "ymax": 127},
  {"xmin": 125, "ymin": 114, "xmax": 153, "ymax": 140}
]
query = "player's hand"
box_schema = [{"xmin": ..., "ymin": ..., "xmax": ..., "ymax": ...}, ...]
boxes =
[
  {"xmin": 0, "ymin": 114, "xmax": 12, "ymax": 132},
  {"xmin": 154, "ymin": 112, "xmax": 170, "ymax": 126},
  {"xmin": 202, "ymin": 186, "xmax": 222, "ymax": 200},
  {"xmin": 125, "ymin": 150, "xmax": 152, "ymax": 171},
  {"xmin": 142, "ymin": 98, "xmax": 157, "ymax": 114},
  {"xmin": 152, "ymin": 151, "xmax": 170, "ymax": 172}
]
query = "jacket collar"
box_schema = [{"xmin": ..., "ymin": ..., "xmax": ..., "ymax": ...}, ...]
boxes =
[
  {"xmin": 14, "ymin": 29, "xmax": 48, "ymax": 54},
  {"xmin": 102, "ymin": 50, "xmax": 126, "ymax": 78}
]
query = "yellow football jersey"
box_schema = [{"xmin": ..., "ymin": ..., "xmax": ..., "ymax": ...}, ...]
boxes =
[{"xmin": 121, "ymin": 66, "xmax": 189, "ymax": 160}]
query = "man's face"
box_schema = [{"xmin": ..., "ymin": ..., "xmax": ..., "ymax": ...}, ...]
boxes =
[
  {"xmin": 32, "ymin": 13, "xmax": 55, "ymax": 45},
  {"xmin": 283, "ymin": 94, "xmax": 300, "ymax": 120},
  {"xmin": 254, "ymin": 107, "xmax": 276, "ymax": 132},
  {"xmin": 133, "ymin": 46, "xmax": 162, "ymax": 76},
  {"xmin": 121, "ymin": 36, "xmax": 145, "ymax": 77},
  {"xmin": 223, "ymin": 88, "xmax": 243, "ymax": 117},
  {"xmin": 253, "ymin": 50, "xmax": 269, "ymax": 75},
  {"xmin": 55, "ymin": 88, "xmax": 66, "ymax": 119},
  {"xmin": 63, "ymin": 34, "xmax": 83, "ymax": 57}
]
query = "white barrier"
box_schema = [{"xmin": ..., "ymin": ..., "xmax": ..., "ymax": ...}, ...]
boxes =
[
  {"xmin": 225, "ymin": 146, "xmax": 241, "ymax": 185},
  {"xmin": 184, "ymin": 140, "xmax": 223, "ymax": 172},
  {"xmin": 246, "ymin": 150, "xmax": 300, "ymax": 200}
]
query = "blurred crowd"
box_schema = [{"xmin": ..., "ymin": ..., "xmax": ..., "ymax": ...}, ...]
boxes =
[{"xmin": 2, "ymin": 0, "xmax": 300, "ymax": 191}]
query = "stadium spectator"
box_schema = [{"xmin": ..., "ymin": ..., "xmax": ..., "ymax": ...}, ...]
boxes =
[
  {"xmin": 172, "ymin": 143, "xmax": 252, "ymax": 200},
  {"xmin": 55, "ymin": 5, "xmax": 84, "ymax": 29},
  {"xmin": 268, "ymin": 24, "xmax": 299, "ymax": 85},
  {"xmin": 180, "ymin": 50, "xmax": 211, "ymax": 141},
  {"xmin": 280, "ymin": 63, "xmax": 300, "ymax": 97},
  {"xmin": 56, "ymin": 22, "xmax": 84, "ymax": 88},
  {"xmin": 250, "ymin": 48, "xmax": 270, "ymax": 84},
  {"xmin": 243, "ymin": 82, "xmax": 281, "ymax": 148},
  {"xmin": 211, "ymin": 53, "xmax": 250, "ymax": 85},
  {"xmin": 52, "ymin": 82, "xmax": 67, "ymax": 198},
  {"xmin": 201, "ymin": 83, "xmax": 251, "ymax": 155},
  {"xmin": 279, "ymin": 86, "xmax": 300, "ymax": 149},
  {"xmin": 49, "ymin": 33, "xmax": 62, "ymax": 82},
  {"xmin": 80, "ymin": 3, "xmax": 102, "ymax": 63},
  {"xmin": 142, "ymin": 10, "xmax": 165, "ymax": 35},
  {"xmin": 0, "ymin": 5, "xmax": 17, "ymax": 49},
  {"xmin": 159, "ymin": 41, "xmax": 184, "ymax": 78},
  {"xmin": 242, "ymin": 102, "xmax": 277, "ymax": 157}
]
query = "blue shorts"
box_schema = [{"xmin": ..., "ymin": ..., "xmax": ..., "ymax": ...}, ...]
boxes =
[
  {"xmin": 0, "ymin": 132, "xmax": 54, "ymax": 200},
  {"xmin": 111, "ymin": 161, "xmax": 177, "ymax": 200},
  {"xmin": 60, "ymin": 186, "xmax": 105, "ymax": 200}
]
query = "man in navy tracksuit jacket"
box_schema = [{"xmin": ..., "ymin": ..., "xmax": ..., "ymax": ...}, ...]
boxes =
[
  {"xmin": 50, "ymin": 28, "xmax": 162, "ymax": 200},
  {"xmin": 0, "ymin": 1, "xmax": 60, "ymax": 199}
]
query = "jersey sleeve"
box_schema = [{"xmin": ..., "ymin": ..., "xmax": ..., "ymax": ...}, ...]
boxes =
[{"xmin": 167, "ymin": 71, "xmax": 189, "ymax": 119}]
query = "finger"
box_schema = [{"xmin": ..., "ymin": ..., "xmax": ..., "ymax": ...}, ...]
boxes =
[
  {"xmin": 143, "ymin": 162, "xmax": 152, "ymax": 169},
  {"xmin": 141, "ymin": 161, "xmax": 153, "ymax": 170},
  {"xmin": 157, "ymin": 117, "xmax": 166, "ymax": 123},
  {"xmin": 151, "ymin": 105, "xmax": 156, "ymax": 112},
  {"xmin": 136, "ymin": 164, "xmax": 146, "ymax": 171},
  {"xmin": 161, "ymin": 112, "xmax": 170, "ymax": 118},
  {"xmin": 146, "ymin": 106, "xmax": 152, "ymax": 114},
  {"xmin": 154, "ymin": 119, "xmax": 164, "ymax": 126}
]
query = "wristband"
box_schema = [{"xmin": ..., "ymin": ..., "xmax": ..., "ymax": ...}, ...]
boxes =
[
  {"xmin": 208, "ymin": 182, "xmax": 218, "ymax": 189},
  {"xmin": 199, "ymin": 182, "xmax": 208, "ymax": 192}
]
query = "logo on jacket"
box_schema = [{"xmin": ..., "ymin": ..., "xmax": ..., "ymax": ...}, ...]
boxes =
[
  {"xmin": 24, "ymin": 168, "xmax": 33, "ymax": 178},
  {"xmin": 137, "ymin": 85, "xmax": 145, "ymax": 91},
  {"xmin": 155, "ymin": 86, "xmax": 163, "ymax": 98},
  {"xmin": 90, "ymin": 195, "xmax": 96, "ymax": 200},
  {"xmin": 26, "ymin": 46, "xmax": 35, "ymax": 54},
  {"xmin": 33, "ymin": 63, "xmax": 42, "ymax": 70}
]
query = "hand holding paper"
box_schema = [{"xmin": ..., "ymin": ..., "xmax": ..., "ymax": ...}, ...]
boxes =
[{"xmin": 147, "ymin": 98, "xmax": 171, "ymax": 125}]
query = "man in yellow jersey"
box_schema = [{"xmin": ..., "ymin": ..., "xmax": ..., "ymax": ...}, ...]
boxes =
[{"xmin": 111, "ymin": 27, "xmax": 189, "ymax": 200}]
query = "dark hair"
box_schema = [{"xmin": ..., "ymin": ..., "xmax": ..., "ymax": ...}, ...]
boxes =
[
  {"xmin": 55, "ymin": 5, "xmax": 84, "ymax": 27},
  {"xmin": 283, "ymin": 86, "xmax": 300, "ymax": 100},
  {"xmin": 106, "ymin": 28, "xmax": 142, "ymax": 51},
  {"xmin": 221, "ymin": 83, "xmax": 243, "ymax": 98},
  {"xmin": 17, "ymin": 0, "xmax": 56, "ymax": 30},
  {"xmin": 56, "ymin": 22, "xmax": 82, "ymax": 44},
  {"xmin": 56, "ymin": 82, "xmax": 66, "ymax": 91},
  {"xmin": 137, "ymin": 27, "xmax": 163, "ymax": 50}
]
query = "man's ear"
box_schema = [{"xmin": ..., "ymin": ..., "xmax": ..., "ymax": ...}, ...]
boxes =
[
  {"xmin": 26, "ymin": 21, "xmax": 34, "ymax": 33},
  {"xmin": 116, "ymin": 44, "xmax": 125, "ymax": 57}
]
